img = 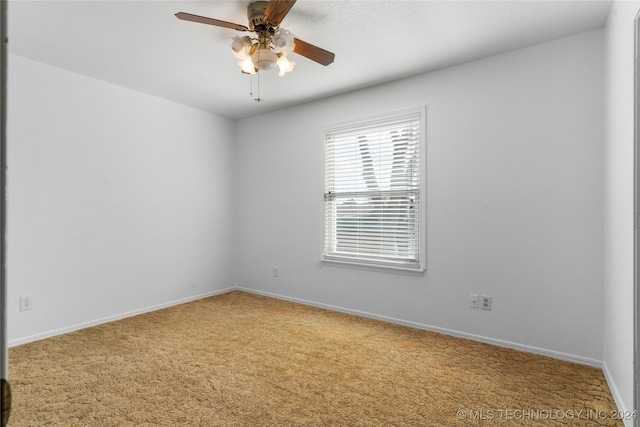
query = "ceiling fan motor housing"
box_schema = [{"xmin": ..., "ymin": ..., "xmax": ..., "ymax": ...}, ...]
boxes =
[{"xmin": 248, "ymin": 1, "xmax": 271, "ymax": 31}]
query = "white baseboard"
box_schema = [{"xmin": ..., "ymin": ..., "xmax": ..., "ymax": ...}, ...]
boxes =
[
  {"xmin": 10, "ymin": 285, "xmax": 604, "ymax": 370},
  {"xmin": 602, "ymin": 362, "xmax": 637, "ymax": 427},
  {"xmin": 236, "ymin": 287, "xmax": 603, "ymax": 368},
  {"xmin": 8, "ymin": 287, "xmax": 236, "ymax": 347}
]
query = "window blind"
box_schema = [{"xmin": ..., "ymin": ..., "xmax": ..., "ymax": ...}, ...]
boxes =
[{"xmin": 323, "ymin": 111, "xmax": 423, "ymax": 270}]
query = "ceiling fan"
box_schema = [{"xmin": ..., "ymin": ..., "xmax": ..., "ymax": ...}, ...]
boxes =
[{"xmin": 176, "ymin": 0, "xmax": 335, "ymax": 77}]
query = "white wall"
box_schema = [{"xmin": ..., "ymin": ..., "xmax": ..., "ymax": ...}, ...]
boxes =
[
  {"xmin": 7, "ymin": 55, "xmax": 236, "ymax": 345},
  {"xmin": 236, "ymin": 29, "xmax": 605, "ymax": 364},
  {"xmin": 603, "ymin": 1, "xmax": 639, "ymax": 424}
]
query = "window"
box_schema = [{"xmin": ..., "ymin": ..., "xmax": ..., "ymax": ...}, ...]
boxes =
[{"xmin": 323, "ymin": 108, "xmax": 425, "ymax": 272}]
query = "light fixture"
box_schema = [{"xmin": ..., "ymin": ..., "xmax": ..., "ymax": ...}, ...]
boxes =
[
  {"xmin": 239, "ymin": 57, "xmax": 256, "ymax": 74},
  {"xmin": 251, "ymin": 48, "xmax": 278, "ymax": 71},
  {"xmin": 277, "ymin": 55, "xmax": 295, "ymax": 77},
  {"xmin": 273, "ymin": 29, "xmax": 295, "ymax": 54},
  {"xmin": 230, "ymin": 36, "xmax": 252, "ymax": 60},
  {"xmin": 229, "ymin": 28, "xmax": 296, "ymax": 76}
]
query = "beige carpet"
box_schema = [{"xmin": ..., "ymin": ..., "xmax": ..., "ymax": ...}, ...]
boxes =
[{"xmin": 9, "ymin": 291, "xmax": 623, "ymax": 426}]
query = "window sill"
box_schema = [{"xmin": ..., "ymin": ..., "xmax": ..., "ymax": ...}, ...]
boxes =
[{"xmin": 321, "ymin": 258, "xmax": 425, "ymax": 276}]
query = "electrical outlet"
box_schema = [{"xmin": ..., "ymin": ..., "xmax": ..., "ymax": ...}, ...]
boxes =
[
  {"xmin": 19, "ymin": 295, "xmax": 33, "ymax": 311},
  {"xmin": 480, "ymin": 295, "xmax": 492, "ymax": 311},
  {"xmin": 273, "ymin": 266, "xmax": 279, "ymax": 278},
  {"xmin": 469, "ymin": 293, "xmax": 479, "ymax": 309}
]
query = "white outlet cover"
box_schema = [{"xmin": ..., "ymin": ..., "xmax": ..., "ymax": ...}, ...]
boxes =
[
  {"xmin": 480, "ymin": 295, "xmax": 492, "ymax": 311},
  {"xmin": 19, "ymin": 295, "xmax": 33, "ymax": 311},
  {"xmin": 469, "ymin": 293, "xmax": 479, "ymax": 309}
]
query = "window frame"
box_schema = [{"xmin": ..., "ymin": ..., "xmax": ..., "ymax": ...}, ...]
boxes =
[{"xmin": 321, "ymin": 107, "xmax": 426, "ymax": 274}]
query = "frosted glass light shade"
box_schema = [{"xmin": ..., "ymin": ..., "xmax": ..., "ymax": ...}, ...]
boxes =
[
  {"xmin": 239, "ymin": 58, "xmax": 256, "ymax": 74},
  {"xmin": 230, "ymin": 36, "xmax": 252, "ymax": 60},
  {"xmin": 251, "ymin": 48, "xmax": 278, "ymax": 71},
  {"xmin": 277, "ymin": 55, "xmax": 295, "ymax": 77},
  {"xmin": 273, "ymin": 29, "xmax": 295, "ymax": 54}
]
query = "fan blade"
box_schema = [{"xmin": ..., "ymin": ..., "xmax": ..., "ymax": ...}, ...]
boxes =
[
  {"xmin": 293, "ymin": 38, "xmax": 335, "ymax": 66},
  {"xmin": 175, "ymin": 12, "xmax": 249, "ymax": 32},
  {"xmin": 265, "ymin": 0, "xmax": 297, "ymax": 25}
]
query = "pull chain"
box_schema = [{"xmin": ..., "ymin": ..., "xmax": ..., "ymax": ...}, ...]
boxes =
[{"xmin": 249, "ymin": 72, "xmax": 263, "ymax": 103}]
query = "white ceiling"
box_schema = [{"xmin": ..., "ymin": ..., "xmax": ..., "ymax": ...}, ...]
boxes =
[{"xmin": 7, "ymin": 0, "xmax": 612, "ymax": 120}]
